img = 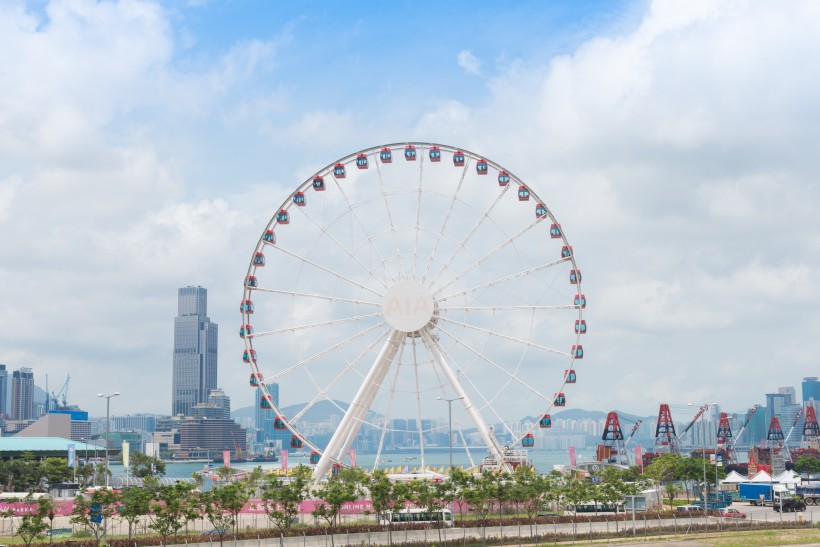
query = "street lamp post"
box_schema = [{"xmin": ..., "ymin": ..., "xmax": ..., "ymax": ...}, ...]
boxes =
[
  {"xmin": 97, "ymin": 392, "xmax": 119, "ymax": 488},
  {"xmin": 436, "ymin": 396, "xmax": 464, "ymax": 476},
  {"xmin": 689, "ymin": 402, "xmax": 717, "ymax": 526}
]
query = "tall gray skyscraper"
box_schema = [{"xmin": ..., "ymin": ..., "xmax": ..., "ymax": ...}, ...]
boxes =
[
  {"xmin": 11, "ymin": 367, "xmax": 34, "ymax": 420},
  {"xmin": 172, "ymin": 286, "xmax": 218, "ymax": 417},
  {"xmin": 0, "ymin": 364, "xmax": 7, "ymax": 417}
]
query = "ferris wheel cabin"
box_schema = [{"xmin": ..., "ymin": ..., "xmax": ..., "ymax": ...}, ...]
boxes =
[
  {"xmin": 565, "ymin": 369, "xmax": 577, "ymax": 383},
  {"xmin": 561, "ymin": 246, "xmax": 573, "ymax": 258},
  {"xmin": 239, "ymin": 324, "xmax": 253, "ymax": 338},
  {"xmin": 518, "ymin": 186, "xmax": 530, "ymax": 201},
  {"xmin": 379, "ymin": 147, "xmax": 392, "ymax": 163},
  {"xmin": 554, "ymin": 393, "xmax": 567, "ymax": 407},
  {"xmin": 550, "ymin": 224, "xmax": 562, "ymax": 238},
  {"xmin": 575, "ymin": 320, "xmax": 587, "ymax": 334},
  {"xmin": 244, "ymin": 275, "xmax": 257, "ymax": 288},
  {"xmin": 312, "ymin": 176, "xmax": 325, "ymax": 191},
  {"xmin": 249, "ymin": 372, "xmax": 262, "ymax": 387},
  {"xmin": 309, "ymin": 451, "xmax": 321, "ymax": 464},
  {"xmin": 263, "ymin": 230, "xmax": 276, "ymax": 243},
  {"xmin": 429, "ymin": 145, "xmax": 441, "ymax": 161},
  {"xmin": 276, "ymin": 210, "xmax": 289, "ymax": 224},
  {"xmin": 535, "ymin": 204, "xmax": 548, "ymax": 218},
  {"xmin": 453, "ymin": 150, "xmax": 466, "ymax": 166},
  {"xmin": 332, "ymin": 163, "xmax": 346, "ymax": 178},
  {"xmin": 540, "ymin": 414, "xmax": 552, "ymax": 428},
  {"xmin": 290, "ymin": 435, "xmax": 303, "ymax": 449},
  {"xmin": 404, "ymin": 145, "xmax": 417, "ymax": 160},
  {"xmin": 355, "ymin": 153, "xmax": 369, "ymax": 169},
  {"xmin": 274, "ymin": 416, "xmax": 287, "ymax": 430},
  {"xmin": 574, "ymin": 294, "xmax": 586, "ymax": 309},
  {"xmin": 476, "ymin": 159, "xmax": 488, "ymax": 174},
  {"xmin": 572, "ymin": 345, "xmax": 584, "ymax": 359},
  {"xmin": 259, "ymin": 396, "xmax": 272, "ymax": 409},
  {"xmin": 252, "ymin": 252, "xmax": 265, "ymax": 266},
  {"xmin": 240, "ymin": 300, "xmax": 254, "ymax": 313},
  {"xmin": 570, "ymin": 270, "xmax": 582, "ymax": 284},
  {"xmin": 293, "ymin": 192, "xmax": 306, "ymax": 206},
  {"xmin": 522, "ymin": 433, "xmax": 535, "ymax": 448},
  {"xmin": 242, "ymin": 349, "xmax": 257, "ymax": 363},
  {"xmin": 498, "ymin": 170, "xmax": 510, "ymax": 186}
]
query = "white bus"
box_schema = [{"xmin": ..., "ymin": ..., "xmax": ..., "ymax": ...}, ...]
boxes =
[{"xmin": 379, "ymin": 508, "xmax": 454, "ymax": 526}]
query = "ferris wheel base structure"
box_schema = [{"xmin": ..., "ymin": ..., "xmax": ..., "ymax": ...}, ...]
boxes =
[{"xmin": 239, "ymin": 142, "xmax": 586, "ymax": 482}]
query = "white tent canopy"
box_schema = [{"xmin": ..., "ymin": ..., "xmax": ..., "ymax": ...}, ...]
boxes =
[
  {"xmin": 775, "ymin": 470, "xmax": 800, "ymax": 485},
  {"xmin": 721, "ymin": 470, "xmax": 748, "ymax": 484},
  {"xmin": 749, "ymin": 470, "xmax": 773, "ymax": 483}
]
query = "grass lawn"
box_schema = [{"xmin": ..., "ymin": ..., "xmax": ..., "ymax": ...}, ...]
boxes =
[{"xmin": 704, "ymin": 527, "xmax": 820, "ymax": 546}]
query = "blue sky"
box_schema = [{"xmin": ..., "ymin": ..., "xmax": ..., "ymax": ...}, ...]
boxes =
[{"xmin": 2, "ymin": 0, "xmax": 819, "ymax": 424}]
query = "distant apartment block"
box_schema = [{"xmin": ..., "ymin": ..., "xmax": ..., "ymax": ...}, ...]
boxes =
[{"xmin": 11, "ymin": 368, "xmax": 34, "ymax": 420}]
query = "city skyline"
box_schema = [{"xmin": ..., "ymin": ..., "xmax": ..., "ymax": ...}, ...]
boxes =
[{"xmin": 1, "ymin": 1, "xmax": 820, "ymax": 416}]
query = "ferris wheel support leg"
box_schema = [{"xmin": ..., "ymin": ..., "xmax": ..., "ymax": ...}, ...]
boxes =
[
  {"xmin": 312, "ymin": 329, "xmax": 404, "ymax": 483},
  {"xmin": 419, "ymin": 329, "xmax": 510, "ymax": 471}
]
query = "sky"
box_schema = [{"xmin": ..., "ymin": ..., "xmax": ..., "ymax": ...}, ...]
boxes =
[{"xmin": 1, "ymin": 0, "xmax": 820, "ymax": 422}]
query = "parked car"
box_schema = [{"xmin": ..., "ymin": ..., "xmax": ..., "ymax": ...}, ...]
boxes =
[
  {"xmin": 774, "ymin": 498, "xmax": 806, "ymax": 512},
  {"xmin": 676, "ymin": 505, "xmax": 703, "ymax": 512},
  {"xmin": 721, "ymin": 508, "xmax": 746, "ymax": 519}
]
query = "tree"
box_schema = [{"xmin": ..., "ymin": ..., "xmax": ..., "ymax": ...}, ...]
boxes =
[
  {"xmin": 795, "ymin": 456, "xmax": 820, "ymax": 476},
  {"xmin": 645, "ymin": 453, "xmax": 681, "ymax": 509},
  {"xmin": 70, "ymin": 489, "xmax": 119, "ymax": 545},
  {"xmin": 262, "ymin": 466, "xmax": 311, "ymax": 536},
  {"xmin": 128, "ymin": 451, "xmax": 166, "ymax": 478},
  {"xmin": 199, "ymin": 483, "xmax": 249, "ymax": 546},
  {"xmin": 149, "ymin": 483, "xmax": 195, "ymax": 541},
  {"xmin": 462, "ymin": 471, "xmax": 495, "ymax": 522},
  {"xmin": 449, "ymin": 468, "xmax": 474, "ymax": 520},
  {"xmin": 408, "ymin": 479, "xmax": 447, "ymax": 542},
  {"xmin": 510, "ymin": 467, "xmax": 544, "ymax": 519},
  {"xmin": 118, "ymin": 486, "xmax": 152, "ymax": 538},
  {"xmin": 15, "ymin": 495, "xmax": 53, "ymax": 547},
  {"xmin": 311, "ymin": 467, "xmax": 364, "ymax": 545},
  {"xmin": 560, "ymin": 474, "xmax": 591, "ymax": 535}
]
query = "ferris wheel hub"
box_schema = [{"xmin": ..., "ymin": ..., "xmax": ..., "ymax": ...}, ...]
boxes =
[{"xmin": 381, "ymin": 280, "xmax": 435, "ymax": 333}]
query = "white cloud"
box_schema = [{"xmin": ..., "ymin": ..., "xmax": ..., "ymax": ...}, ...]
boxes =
[{"xmin": 457, "ymin": 50, "xmax": 483, "ymax": 75}]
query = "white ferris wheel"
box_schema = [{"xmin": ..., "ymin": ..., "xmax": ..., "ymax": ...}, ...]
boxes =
[{"xmin": 240, "ymin": 143, "xmax": 585, "ymax": 480}]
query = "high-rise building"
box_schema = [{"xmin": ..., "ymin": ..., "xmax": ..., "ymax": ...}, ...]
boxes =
[
  {"xmin": 172, "ymin": 286, "xmax": 218, "ymax": 417},
  {"xmin": 193, "ymin": 389, "xmax": 232, "ymax": 420},
  {"xmin": 803, "ymin": 377, "xmax": 820, "ymax": 404},
  {"xmin": 0, "ymin": 364, "xmax": 7, "ymax": 417},
  {"xmin": 11, "ymin": 368, "xmax": 35, "ymax": 420}
]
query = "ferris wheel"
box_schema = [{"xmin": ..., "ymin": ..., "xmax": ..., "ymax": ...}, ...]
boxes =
[{"xmin": 240, "ymin": 143, "xmax": 585, "ymax": 480}]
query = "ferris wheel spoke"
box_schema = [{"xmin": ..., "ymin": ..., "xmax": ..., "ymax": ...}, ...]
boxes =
[
  {"xmin": 435, "ymin": 259, "xmax": 568, "ymax": 303},
  {"xmin": 425, "ymin": 183, "xmax": 511, "ymax": 288},
  {"xmin": 412, "ymin": 152, "xmax": 425, "ymax": 278},
  {"xmin": 419, "ymin": 329, "xmax": 508, "ymax": 465},
  {"xmin": 432, "ymin": 335, "xmax": 517, "ymax": 438},
  {"xmin": 313, "ymin": 330, "xmax": 405, "ymax": 481},
  {"xmin": 419, "ymin": 158, "xmax": 471, "ymax": 283},
  {"xmin": 331, "ymin": 178, "xmax": 397, "ymax": 285},
  {"xmin": 288, "ymin": 330, "xmax": 391, "ymax": 424},
  {"xmin": 432, "ymin": 219, "xmax": 543, "ymax": 295},
  {"xmin": 373, "ymin": 343, "xmax": 406, "ymax": 471},
  {"xmin": 373, "ymin": 157, "xmax": 402, "ymax": 278},
  {"xmin": 411, "ymin": 337, "xmax": 426, "ymax": 467},
  {"xmin": 294, "ymin": 205, "xmax": 390, "ymax": 289},
  {"xmin": 255, "ymin": 287, "xmax": 380, "ymax": 307},
  {"xmin": 435, "ymin": 316, "xmax": 570, "ymax": 357},
  {"xmin": 435, "ymin": 323, "xmax": 550, "ymax": 401},
  {"xmin": 271, "ymin": 245, "xmax": 384, "ymax": 297},
  {"xmin": 438, "ymin": 304, "xmax": 573, "ymax": 312},
  {"xmin": 252, "ymin": 312, "xmax": 381, "ymax": 338},
  {"xmin": 268, "ymin": 321, "xmax": 388, "ymax": 382}
]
